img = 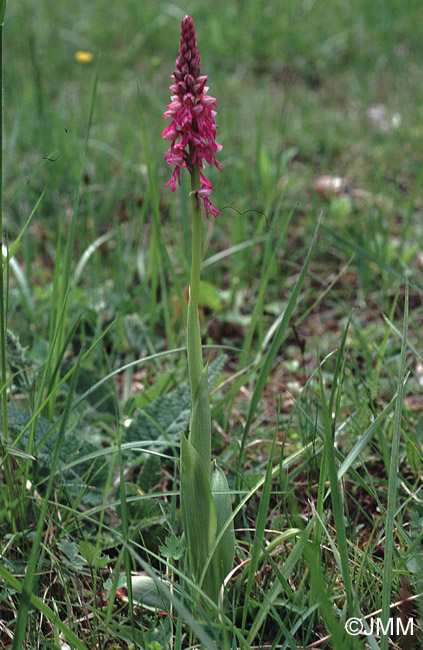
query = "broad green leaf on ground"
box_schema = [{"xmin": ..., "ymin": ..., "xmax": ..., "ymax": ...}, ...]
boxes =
[
  {"xmin": 5, "ymin": 404, "xmax": 108, "ymax": 506},
  {"xmin": 137, "ymin": 452, "xmax": 162, "ymax": 493},
  {"xmin": 61, "ymin": 361, "xmax": 116, "ymax": 414},
  {"xmin": 122, "ymin": 574, "xmax": 172, "ymax": 611},
  {"xmin": 123, "ymin": 355, "xmax": 226, "ymax": 445}
]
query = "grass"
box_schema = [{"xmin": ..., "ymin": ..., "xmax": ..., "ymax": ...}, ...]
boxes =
[{"xmin": 1, "ymin": 0, "xmax": 423, "ymax": 648}]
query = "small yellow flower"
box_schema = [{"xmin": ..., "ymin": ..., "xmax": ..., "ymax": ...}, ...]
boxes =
[{"xmin": 75, "ymin": 50, "xmax": 93, "ymax": 64}]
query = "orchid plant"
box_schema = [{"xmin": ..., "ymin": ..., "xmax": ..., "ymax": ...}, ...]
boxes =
[{"xmin": 163, "ymin": 16, "xmax": 235, "ymax": 606}]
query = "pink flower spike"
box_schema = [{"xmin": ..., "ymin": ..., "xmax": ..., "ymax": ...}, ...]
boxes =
[
  {"xmin": 203, "ymin": 197, "xmax": 223, "ymax": 219},
  {"xmin": 197, "ymin": 186, "xmax": 212, "ymax": 199},
  {"xmin": 163, "ymin": 15, "xmax": 222, "ymax": 218}
]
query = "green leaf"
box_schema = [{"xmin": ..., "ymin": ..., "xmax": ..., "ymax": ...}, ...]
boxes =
[
  {"xmin": 189, "ymin": 364, "xmax": 211, "ymax": 474},
  {"xmin": 137, "ymin": 453, "xmax": 162, "ymax": 493},
  {"xmin": 159, "ymin": 532, "xmax": 185, "ymax": 561},
  {"xmin": 180, "ymin": 434, "xmax": 217, "ymax": 586},
  {"xmin": 57, "ymin": 539, "xmax": 86, "ymax": 570},
  {"xmin": 206, "ymin": 354, "xmax": 228, "ymax": 391},
  {"xmin": 125, "ymin": 383, "xmax": 191, "ymax": 444},
  {"xmin": 209, "ymin": 464, "xmax": 235, "ymax": 594},
  {"xmin": 77, "ymin": 540, "xmax": 101, "ymax": 566},
  {"xmin": 61, "ymin": 361, "xmax": 115, "ymax": 414},
  {"xmin": 122, "ymin": 575, "xmax": 172, "ymax": 611},
  {"xmin": 123, "ymin": 355, "xmax": 226, "ymax": 446},
  {"xmin": 6, "ymin": 404, "xmax": 108, "ymax": 507},
  {"xmin": 199, "ymin": 280, "xmax": 224, "ymax": 312}
]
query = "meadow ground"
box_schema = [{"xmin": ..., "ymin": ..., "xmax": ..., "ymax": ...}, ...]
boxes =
[{"xmin": 1, "ymin": 1, "xmax": 423, "ymax": 649}]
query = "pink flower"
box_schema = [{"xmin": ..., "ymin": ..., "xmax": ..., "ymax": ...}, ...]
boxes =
[{"xmin": 163, "ymin": 16, "xmax": 222, "ymax": 218}]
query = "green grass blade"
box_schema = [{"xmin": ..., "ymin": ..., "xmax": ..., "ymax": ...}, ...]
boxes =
[
  {"xmin": 11, "ymin": 357, "xmax": 80, "ymax": 650},
  {"xmin": 7, "ymin": 188, "xmax": 45, "ymax": 260},
  {"xmin": 247, "ymin": 517, "xmax": 315, "ymax": 645},
  {"xmin": 123, "ymin": 542, "xmax": 221, "ymax": 650},
  {"xmin": 201, "ymin": 235, "xmax": 268, "ymax": 270},
  {"xmin": 236, "ymin": 219, "xmax": 319, "ymax": 485},
  {"xmin": 6, "ymin": 319, "xmax": 116, "ymax": 454},
  {"xmin": 0, "ymin": 1, "xmax": 6, "ymax": 25},
  {"xmin": 380, "ymin": 282, "xmax": 408, "ymax": 650},
  {"xmin": 317, "ymin": 359, "xmax": 355, "ymax": 614},
  {"xmin": 73, "ymin": 229, "xmax": 116, "ymax": 285},
  {"xmin": 117, "ymin": 425, "xmax": 140, "ymax": 649},
  {"xmin": 6, "ymin": 253, "xmax": 34, "ymax": 318},
  {"xmin": 0, "ymin": 1, "xmax": 11, "ymax": 522},
  {"xmin": 62, "ymin": 67, "xmax": 98, "ymax": 289},
  {"xmin": 0, "ymin": 564, "xmax": 90, "ymax": 650},
  {"xmin": 336, "ymin": 386, "xmax": 403, "ymax": 481},
  {"xmin": 22, "ymin": 282, "xmax": 74, "ymax": 491},
  {"xmin": 382, "ymin": 312, "xmax": 423, "ymax": 364},
  {"xmin": 238, "ymin": 205, "xmax": 293, "ymax": 370},
  {"xmin": 241, "ymin": 417, "xmax": 278, "ymax": 631},
  {"xmin": 322, "ymin": 224, "xmax": 422, "ymax": 296},
  {"xmin": 315, "ymin": 315, "xmax": 350, "ymax": 547},
  {"xmin": 303, "ymin": 538, "xmax": 355, "ymax": 649},
  {"xmin": 138, "ymin": 94, "xmax": 174, "ymax": 345}
]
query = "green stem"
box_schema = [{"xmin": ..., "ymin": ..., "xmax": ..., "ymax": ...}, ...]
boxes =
[
  {"xmin": 190, "ymin": 162, "xmax": 201, "ymax": 310},
  {"xmin": 0, "ymin": 0, "xmax": 17, "ymax": 533},
  {"xmin": 0, "ymin": 4, "xmax": 7, "ymax": 436},
  {"xmin": 187, "ymin": 159, "xmax": 204, "ymax": 396},
  {"xmin": 0, "ymin": 2, "xmax": 6, "ymax": 26}
]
